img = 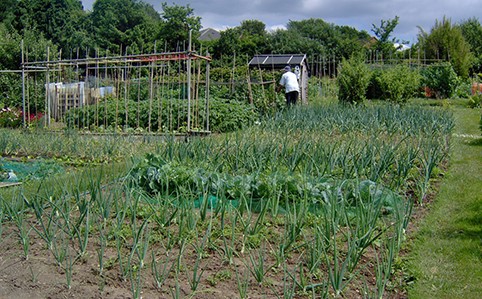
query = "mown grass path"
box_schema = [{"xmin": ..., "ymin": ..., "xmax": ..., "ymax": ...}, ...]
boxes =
[{"xmin": 407, "ymin": 107, "xmax": 482, "ymax": 298}]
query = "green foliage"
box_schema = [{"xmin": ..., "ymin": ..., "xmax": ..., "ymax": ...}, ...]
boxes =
[
  {"xmin": 0, "ymin": 107, "xmax": 22, "ymax": 128},
  {"xmin": 337, "ymin": 54, "xmax": 371, "ymax": 104},
  {"xmin": 268, "ymin": 28, "xmax": 324, "ymax": 58},
  {"xmin": 131, "ymin": 155, "xmax": 401, "ymax": 213},
  {"xmin": 159, "ymin": 2, "xmax": 201, "ymax": 51},
  {"xmin": 208, "ymin": 99, "xmax": 257, "ymax": 133},
  {"xmin": 212, "ymin": 21, "xmax": 269, "ymax": 63},
  {"xmin": 454, "ymin": 80, "xmax": 473, "ymax": 98},
  {"xmin": 10, "ymin": 0, "xmax": 88, "ymax": 52},
  {"xmin": 90, "ymin": 0, "xmax": 161, "ymax": 54},
  {"xmin": 0, "ymin": 73, "xmax": 22, "ymax": 108},
  {"xmin": 417, "ymin": 17, "xmax": 472, "ymax": 78},
  {"xmin": 459, "ymin": 18, "xmax": 482, "ymax": 74},
  {"xmin": 366, "ymin": 68, "xmax": 384, "ymax": 100},
  {"xmin": 0, "ymin": 23, "xmax": 22, "ymax": 70},
  {"xmin": 129, "ymin": 103, "xmax": 454, "ymax": 210},
  {"xmin": 373, "ymin": 65, "xmax": 421, "ymax": 103},
  {"xmin": 284, "ymin": 18, "xmax": 370, "ymax": 59},
  {"xmin": 371, "ymin": 16, "xmax": 403, "ymax": 58},
  {"xmin": 421, "ymin": 62, "xmax": 459, "ymax": 99},
  {"xmin": 209, "ymin": 65, "xmax": 283, "ymax": 115},
  {"xmin": 0, "ymin": 23, "xmax": 57, "ymax": 71},
  {"xmin": 64, "ymin": 97, "xmax": 257, "ymax": 133},
  {"xmin": 468, "ymin": 94, "xmax": 482, "ymax": 108}
]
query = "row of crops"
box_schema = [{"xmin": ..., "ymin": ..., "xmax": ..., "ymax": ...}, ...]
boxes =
[{"xmin": 0, "ymin": 103, "xmax": 454, "ymax": 298}]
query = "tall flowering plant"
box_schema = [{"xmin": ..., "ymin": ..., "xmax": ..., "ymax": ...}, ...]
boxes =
[
  {"xmin": 0, "ymin": 107, "xmax": 43, "ymax": 128},
  {"xmin": 0, "ymin": 107, "xmax": 22, "ymax": 128}
]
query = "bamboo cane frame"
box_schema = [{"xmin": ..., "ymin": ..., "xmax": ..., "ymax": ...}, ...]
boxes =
[{"xmin": 21, "ymin": 44, "xmax": 212, "ymax": 134}]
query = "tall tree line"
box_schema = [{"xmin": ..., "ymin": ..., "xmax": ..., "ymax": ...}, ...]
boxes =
[{"xmin": 1, "ymin": 1, "xmax": 481, "ymax": 75}]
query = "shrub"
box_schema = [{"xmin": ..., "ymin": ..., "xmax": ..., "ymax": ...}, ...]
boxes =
[
  {"xmin": 468, "ymin": 94, "xmax": 482, "ymax": 108},
  {"xmin": 337, "ymin": 54, "xmax": 371, "ymax": 104},
  {"xmin": 366, "ymin": 68, "xmax": 384, "ymax": 100},
  {"xmin": 208, "ymin": 98, "xmax": 258, "ymax": 132},
  {"xmin": 0, "ymin": 107, "xmax": 22, "ymax": 128},
  {"xmin": 421, "ymin": 62, "xmax": 459, "ymax": 99},
  {"xmin": 372, "ymin": 65, "xmax": 421, "ymax": 104}
]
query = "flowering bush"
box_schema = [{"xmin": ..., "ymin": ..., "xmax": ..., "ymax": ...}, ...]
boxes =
[
  {"xmin": 0, "ymin": 107, "xmax": 22, "ymax": 128},
  {"xmin": 25, "ymin": 111, "xmax": 44, "ymax": 128},
  {"xmin": 0, "ymin": 107, "xmax": 43, "ymax": 128}
]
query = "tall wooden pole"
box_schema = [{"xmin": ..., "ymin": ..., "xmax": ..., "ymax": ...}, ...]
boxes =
[
  {"xmin": 46, "ymin": 46, "xmax": 51, "ymax": 127},
  {"xmin": 21, "ymin": 40, "xmax": 26, "ymax": 127},
  {"xmin": 205, "ymin": 52, "xmax": 210, "ymax": 132},
  {"xmin": 187, "ymin": 29, "xmax": 192, "ymax": 132}
]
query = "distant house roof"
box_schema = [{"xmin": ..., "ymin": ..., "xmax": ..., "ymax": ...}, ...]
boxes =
[
  {"xmin": 248, "ymin": 54, "xmax": 307, "ymax": 69},
  {"xmin": 394, "ymin": 43, "xmax": 411, "ymax": 51},
  {"xmin": 199, "ymin": 28, "xmax": 220, "ymax": 41}
]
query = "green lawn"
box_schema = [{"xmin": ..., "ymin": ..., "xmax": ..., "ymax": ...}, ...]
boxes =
[{"xmin": 407, "ymin": 107, "xmax": 482, "ymax": 298}]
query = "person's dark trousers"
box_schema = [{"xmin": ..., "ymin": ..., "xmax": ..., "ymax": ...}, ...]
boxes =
[{"xmin": 285, "ymin": 91, "xmax": 299, "ymax": 106}]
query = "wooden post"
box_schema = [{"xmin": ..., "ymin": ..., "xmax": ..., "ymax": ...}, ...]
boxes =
[
  {"xmin": 21, "ymin": 40, "xmax": 26, "ymax": 128},
  {"xmin": 247, "ymin": 67, "xmax": 253, "ymax": 105},
  {"xmin": 45, "ymin": 46, "xmax": 51, "ymax": 127},
  {"xmin": 187, "ymin": 29, "xmax": 192, "ymax": 132},
  {"xmin": 205, "ymin": 52, "xmax": 210, "ymax": 132}
]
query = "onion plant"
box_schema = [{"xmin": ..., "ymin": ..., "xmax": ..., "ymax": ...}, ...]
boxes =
[
  {"xmin": 0, "ymin": 101, "xmax": 455, "ymax": 298},
  {"xmin": 374, "ymin": 236, "xmax": 398, "ymax": 299},
  {"xmin": 2, "ymin": 193, "xmax": 31, "ymax": 260},
  {"xmin": 235, "ymin": 267, "xmax": 250, "ymax": 299},
  {"xmin": 151, "ymin": 250, "xmax": 175, "ymax": 289},
  {"xmin": 244, "ymin": 243, "xmax": 271, "ymax": 285},
  {"xmin": 24, "ymin": 192, "xmax": 58, "ymax": 250}
]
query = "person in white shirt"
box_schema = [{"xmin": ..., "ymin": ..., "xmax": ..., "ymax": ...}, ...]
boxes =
[{"xmin": 277, "ymin": 65, "xmax": 300, "ymax": 106}]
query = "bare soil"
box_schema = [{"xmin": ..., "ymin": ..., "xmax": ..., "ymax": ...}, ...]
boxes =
[{"xmin": 0, "ymin": 212, "xmax": 411, "ymax": 299}]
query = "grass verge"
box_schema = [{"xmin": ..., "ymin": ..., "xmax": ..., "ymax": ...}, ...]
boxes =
[{"xmin": 407, "ymin": 106, "xmax": 482, "ymax": 298}]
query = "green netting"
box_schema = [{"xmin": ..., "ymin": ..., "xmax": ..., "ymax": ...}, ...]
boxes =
[
  {"xmin": 194, "ymin": 195, "xmax": 239, "ymax": 210},
  {"xmin": 0, "ymin": 158, "xmax": 65, "ymax": 182}
]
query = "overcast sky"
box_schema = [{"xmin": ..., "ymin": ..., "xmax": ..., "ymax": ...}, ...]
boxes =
[{"xmin": 81, "ymin": 0, "xmax": 481, "ymax": 45}]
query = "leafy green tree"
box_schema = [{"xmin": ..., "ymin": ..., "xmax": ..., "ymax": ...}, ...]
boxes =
[
  {"xmin": 212, "ymin": 20, "xmax": 269, "ymax": 63},
  {"xmin": 90, "ymin": 0, "xmax": 161, "ymax": 54},
  {"xmin": 285, "ymin": 18, "xmax": 369, "ymax": 59},
  {"xmin": 9, "ymin": 0, "xmax": 88, "ymax": 53},
  {"xmin": 337, "ymin": 25, "xmax": 372, "ymax": 58},
  {"xmin": 268, "ymin": 27, "xmax": 325, "ymax": 57},
  {"xmin": 237, "ymin": 20, "xmax": 269, "ymax": 55},
  {"xmin": 0, "ymin": 23, "xmax": 58, "ymax": 109},
  {"xmin": 240, "ymin": 19, "xmax": 266, "ymax": 36},
  {"xmin": 0, "ymin": 0, "xmax": 17, "ymax": 25},
  {"xmin": 287, "ymin": 18, "xmax": 336, "ymax": 51},
  {"xmin": 417, "ymin": 16, "xmax": 472, "ymax": 78},
  {"xmin": 459, "ymin": 18, "xmax": 482, "ymax": 74},
  {"xmin": 371, "ymin": 16, "xmax": 402, "ymax": 60},
  {"xmin": 159, "ymin": 2, "xmax": 201, "ymax": 51},
  {"xmin": 212, "ymin": 28, "xmax": 240, "ymax": 61},
  {"xmin": 0, "ymin": 23, "xmax": 22, "ymax": 70},
  {"xmin": 0, "ymin": 21, "xmax": 58, "ymax": 68}
]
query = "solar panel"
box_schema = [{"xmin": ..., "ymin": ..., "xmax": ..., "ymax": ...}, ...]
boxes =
[{"xmin": 248, "ymin": 54, "xmax": 306, "ymax": 68}]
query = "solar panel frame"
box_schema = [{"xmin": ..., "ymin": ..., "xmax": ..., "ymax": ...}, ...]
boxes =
[{"xmin": 248, "ymin": 54, "xmax": 306, "ymax": 68}]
